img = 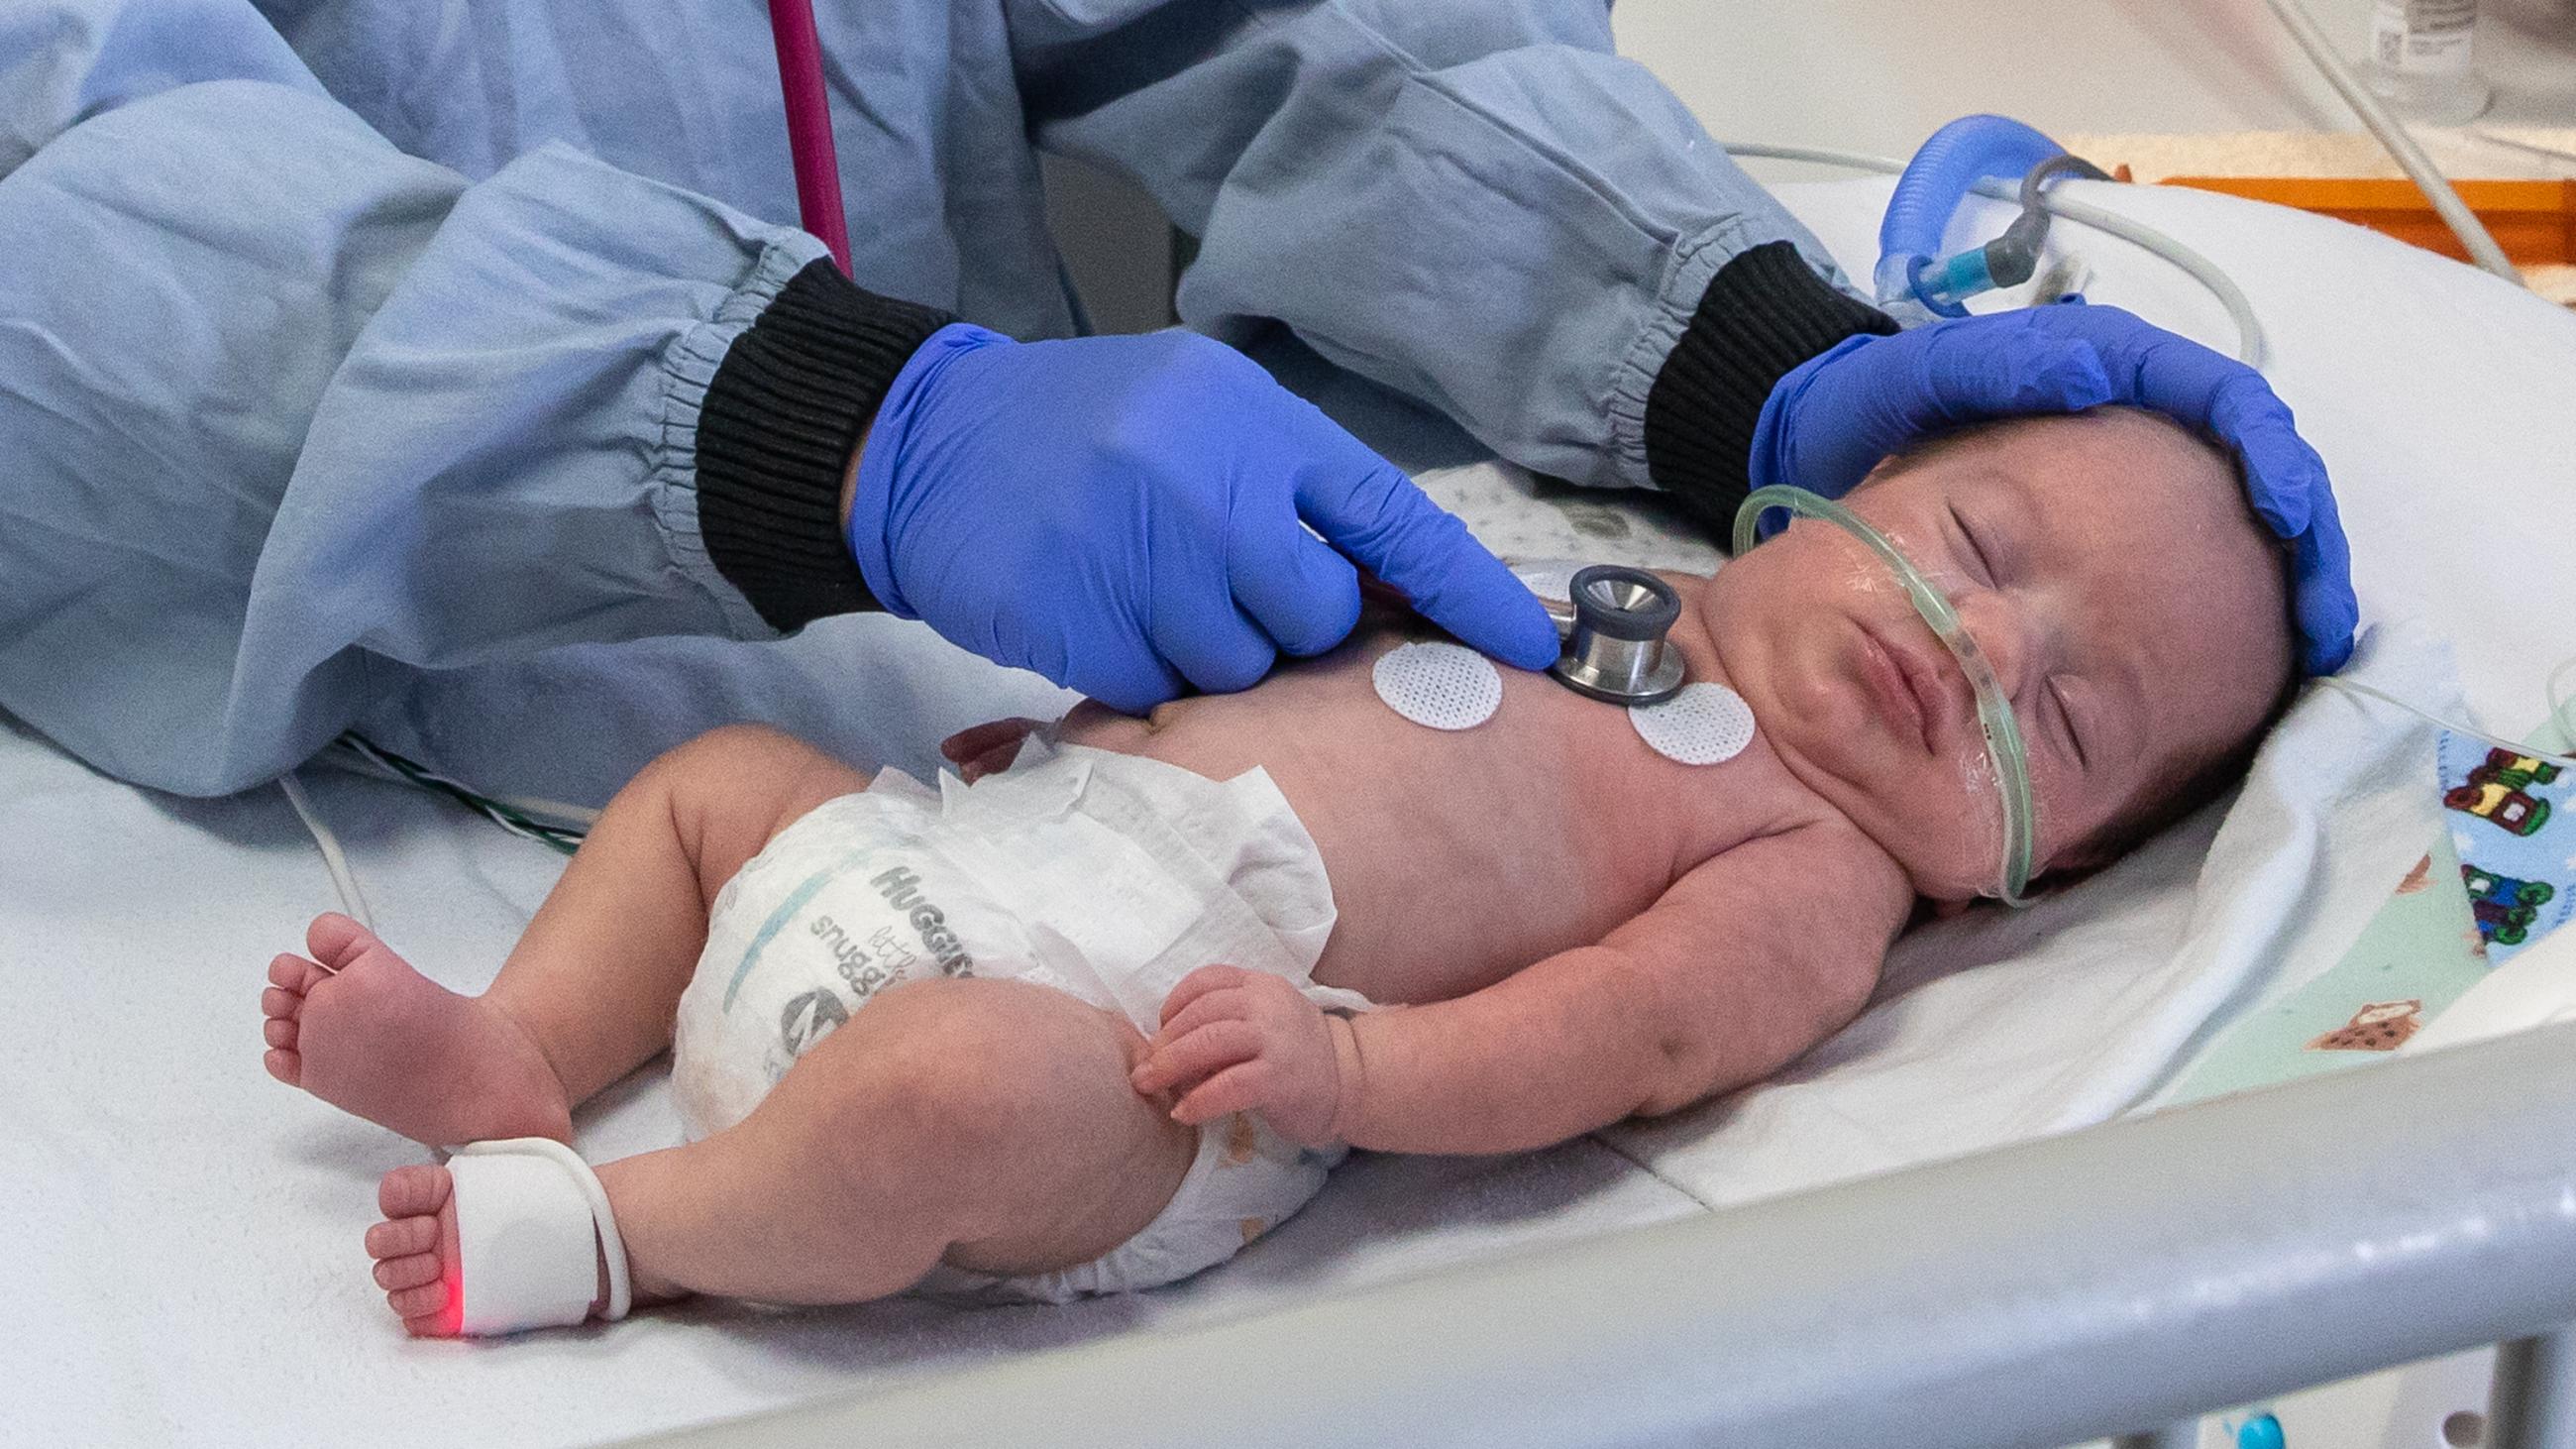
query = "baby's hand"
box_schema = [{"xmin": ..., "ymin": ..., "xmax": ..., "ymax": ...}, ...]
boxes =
[
  {"xmin": 937, "ymin": 718, "xmax": 1047, "ymax": 782},
  {"xmin": 1131, "ymin": 964, "xmax": 1348, "ymax": 1148}
]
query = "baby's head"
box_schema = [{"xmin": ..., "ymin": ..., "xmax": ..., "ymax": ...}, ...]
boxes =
[{"xmin": 1712, "ymin": 407, "xmax": 2299, "ymax": 902}]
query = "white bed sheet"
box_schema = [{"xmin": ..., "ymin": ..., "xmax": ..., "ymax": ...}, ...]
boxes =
[
  {"xmin": 5, "ymin": 179, "xmax": 2573, "ymax": 1447},
  {"xmin": 0, "ymin": 719, "xmax": 1698, "ymax": 1446}
]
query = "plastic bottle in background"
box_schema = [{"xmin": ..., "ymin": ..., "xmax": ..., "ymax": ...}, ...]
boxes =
[{"xmin": 2367, "ymin": 0, "xmax": 2494, "ymax": 123}]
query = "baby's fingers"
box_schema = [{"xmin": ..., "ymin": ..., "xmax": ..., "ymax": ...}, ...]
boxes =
[
  {"xmin": 1171, "ymin": 1061, "xmax": 1276, "ymax": 1126},
  {"xmin": 958, "ymin": 744, "xmax": 1020, "ymax": 784},
  {"xmin": 939, "ymin": 717, "xmax": 1044, "ymax": 764},
  {"xmin": 1158, "ymin": 963, "xmax": 1252, "ymax": 1028},
  {"xmin": 1146, "ymin": 986, "xmax": 1249, "ymax": 1054},
  {"xmin": 1130, "ymin": 1020, "xmax": 1261, "ymax": 1096}
]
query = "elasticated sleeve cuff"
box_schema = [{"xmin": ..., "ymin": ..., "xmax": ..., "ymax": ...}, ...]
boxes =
[
  {"xmin": 696, "ymin": 260, "xmax": 954, "ymax": 631},
  {"xmin": 1642, "ymin": 241, "xmax": 1898, "ymax": 537}
]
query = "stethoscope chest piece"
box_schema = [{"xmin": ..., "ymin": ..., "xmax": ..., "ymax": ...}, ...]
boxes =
[{"xmin": 1549, "ymin": 565, "xmax": 1685, "ymax": 706}]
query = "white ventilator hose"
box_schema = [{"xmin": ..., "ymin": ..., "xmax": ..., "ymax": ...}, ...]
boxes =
[
  {"xmin": 1720, "ymin": 142, "xmax": 2271, "ymax": 369},
  {"xmin": 2256, "ymin": 0, "xmax": 2523, "ymax": 284}
]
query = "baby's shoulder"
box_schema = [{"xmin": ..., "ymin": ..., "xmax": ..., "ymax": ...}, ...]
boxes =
[
  {"xmin": 1598, "ymin": 813, "xmax": 1907, "ymax": 1012},
  {"xmin": 1675, "ymin": 804, "xmax": 1912, "ymax": 927}
]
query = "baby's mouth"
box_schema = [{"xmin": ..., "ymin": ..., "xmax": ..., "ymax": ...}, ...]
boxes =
[
  {"xmin": 1855, "ymin": 621, "xmax": 1928, "ymax": 753},
  {"xmin": 1856, "ymin": 616, "xmax": 1958, "ymax": 755}
]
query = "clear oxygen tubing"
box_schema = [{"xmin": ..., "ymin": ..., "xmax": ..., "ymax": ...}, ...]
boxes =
[
  {"xmin": 2256, "ymin": 0, "xmax": 2522, "ymax": 284},
  {"xmin": 2319, "ymin": 655, "xmax": 2576, "ymax": 768},
  {"xmin": 1873, "ymin": 115, "xmax": 2077, "ymax": 320},
  {"xmin": 1719, "ymin": 141, "xmax": 2271, "ymax": 369},
  {"xmin": 1734, "ymin": 486, "xmax": 2039, "ymax": 906}
]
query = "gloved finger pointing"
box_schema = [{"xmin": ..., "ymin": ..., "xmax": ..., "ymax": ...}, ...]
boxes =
[{"xmin": 1292, "ymin": 450, "xmax": 1557, "ymax": 671}]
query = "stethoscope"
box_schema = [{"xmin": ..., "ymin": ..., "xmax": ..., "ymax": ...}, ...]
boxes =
[{"xmin": 1543, "ymin": 566, "xmax": 1687, "ymax": 707}]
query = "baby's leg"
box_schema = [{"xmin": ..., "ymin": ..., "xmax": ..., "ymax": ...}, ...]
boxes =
[
  {"xmin": 367, "ymin": 977, "xmax": 1198, "ymax": 1333},
  {"xmin": 265, "ymin": 725, "xmax": 866, "ymax": 1145}
]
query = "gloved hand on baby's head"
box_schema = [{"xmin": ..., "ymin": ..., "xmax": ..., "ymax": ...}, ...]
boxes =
[{"xmin": 1752, "ymin": 302, "xmax": 2356, "ymax": 679}]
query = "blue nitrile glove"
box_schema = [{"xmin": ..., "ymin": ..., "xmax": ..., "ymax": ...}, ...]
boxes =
[
  {"xmin": 848, "ymin": 324, "xmax": 1560, "ymax": 713},
  {"xmin": 1750, "ymin": 302, "xmax": 2357, "ymax": 676}
]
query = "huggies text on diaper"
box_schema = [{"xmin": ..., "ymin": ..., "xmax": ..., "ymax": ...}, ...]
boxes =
[{"xmin": 871, "ymin": 866, "xmax": 975, "ymax": 977}]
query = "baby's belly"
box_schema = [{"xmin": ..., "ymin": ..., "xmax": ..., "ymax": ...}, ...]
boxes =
[{"xmin": 1054, "ymin": 637, "xmax": 1688, "ymax": 1004}]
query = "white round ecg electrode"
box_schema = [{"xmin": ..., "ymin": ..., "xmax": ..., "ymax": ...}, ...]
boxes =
[
  {"xmin": 1629, "ymin": 683, "xmax": 1755, "ymax": 765},
  {"xmin": 1372, "ymin": 641, "xmax": 1504, "ymax": 731}
]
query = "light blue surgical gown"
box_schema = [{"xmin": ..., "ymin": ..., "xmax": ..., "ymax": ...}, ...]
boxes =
[{"xmin": 0, "ymin": 0, "xmax": 1859, "ymax": 804}]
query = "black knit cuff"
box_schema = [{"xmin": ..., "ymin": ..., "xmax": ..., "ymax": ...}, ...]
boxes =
[
  {"xmin": 1643, "ymin": 241, "xmax": 1898, "ymax": 540},
  {"xmin": 698, "ymin": 260, "xmax": 954, "ymax": 631}
]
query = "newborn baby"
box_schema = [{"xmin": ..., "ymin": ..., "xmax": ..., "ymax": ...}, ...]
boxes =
[{"xmin": 260, "ymin": 407, "xmax": 2299, "ymax": 1334}]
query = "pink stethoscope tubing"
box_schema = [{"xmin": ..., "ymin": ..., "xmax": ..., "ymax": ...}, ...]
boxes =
[{"xmin": 766, "ymin": 0, "xmax": 850, "ymax": 275}]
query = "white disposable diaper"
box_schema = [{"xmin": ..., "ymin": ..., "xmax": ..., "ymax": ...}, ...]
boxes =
[{"xmin": 670, "ymin": 736, "xmax": 1365, "ymax": 1300}]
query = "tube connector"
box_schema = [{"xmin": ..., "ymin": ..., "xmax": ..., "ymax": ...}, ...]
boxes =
[{"xmin": 1877, "ymin": 116, "xmax": 2105, "ymax": 318}]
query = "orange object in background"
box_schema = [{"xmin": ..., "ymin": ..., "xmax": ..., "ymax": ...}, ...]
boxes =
[{"xmin": 2159, "ymin": 175, "xmax": 2576, "ymax": 267}]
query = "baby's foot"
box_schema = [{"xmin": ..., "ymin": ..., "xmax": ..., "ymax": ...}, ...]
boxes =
[
  {"xmin": 263, "ymin": 913, "xmax": 572, "ymax": 1147},
  {"xmin": 368, "ymin": 1165, "xmax": 468, "ymax": 1336},
  {"xmin": 367, "ymin": 1164, "xmax": 613, "ymax": 1337}
]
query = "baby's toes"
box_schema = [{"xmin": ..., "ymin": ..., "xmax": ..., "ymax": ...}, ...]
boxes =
[
  {"xmin": 260, "ymin": 990, "xmax": 302, "ymax": 1079},
  {"xmin": 366, "ymin": 1212, "xmax": 439, "ymax": 1261},
  {"xmin": 260, "ymin": 990, "xmax": 302, "ymax": 1083},
  {"xmin": 386, "ymin": 1277, "xmax": 451, "ymax": 1323},
  {"xmin": 261, "ymin": 958, "xmax": 315, "ymax": 1084},
  {"xmin": 368, "ymin": 1208, "xmax": 449, "ymax": 1302},
  {"xmin": 374, "ymin": 1251, "xmax": 444, "ymax": 1292},
  {"xmin": 266, "ymin": 953, "xmax": 326, "ymax": 1003},
  {"xmin": 372, "ymin": 1165, "xmax": 462, "ymax": 1336},
  {"xmin": 377, "ymin": 1164, "xmax": 452, "ymax": 1219},
  {"xmin": 305, "ymin": 912, "xmax": 378, "ymax": 971}
]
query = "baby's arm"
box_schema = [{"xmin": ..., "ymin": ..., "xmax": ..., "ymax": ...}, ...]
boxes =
[{"xmin": 1133, "ymin": 823, "xmax": 1911, "ymax": 1155}]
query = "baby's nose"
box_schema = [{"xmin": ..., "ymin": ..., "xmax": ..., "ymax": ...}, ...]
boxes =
[{"xmin": 1951, "ymin": 590, "xmax": 2035, "ymax": 703}]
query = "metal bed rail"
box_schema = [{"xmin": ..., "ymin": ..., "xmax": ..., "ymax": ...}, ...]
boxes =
[{"xmin": 628, "ymin": 1019, "xmax": 2576, "ymax": 1448}]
